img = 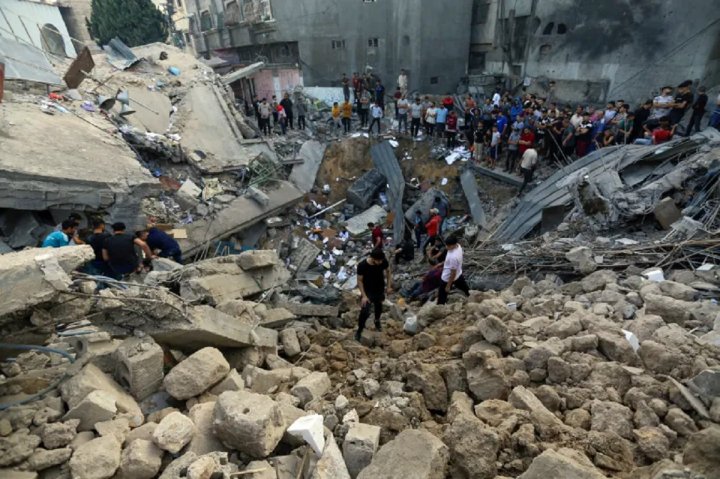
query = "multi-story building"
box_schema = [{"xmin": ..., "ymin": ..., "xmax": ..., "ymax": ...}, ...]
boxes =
[
  {"xmin": 186, "ymin": 0, "xmax": 474, "ymax": 94},
  {"xmin": 469, "ymin": 0, "xmax": 720, "ymax": 103},
  {"xmin": 153, "ymin": 0, "xmax": 192, "ymax": 49}
]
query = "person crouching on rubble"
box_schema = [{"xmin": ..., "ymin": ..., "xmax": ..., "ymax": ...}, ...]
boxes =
[
  {"xmin": 402, "ymin": 267, "xmax": 443, "ymax": 303},
  {"xmin": 136, "ymin": 227, "xmax": 182, "ymax": 263},
  {"xmin": 436, "ymin": 235, "xmax": 470, "ymax": 305},
  {"xmin": 42, "ymin": 219, "xmax": 78, "ymax": 248},
  {"xmin": 355, "ymin": 248, "xmax": 392, "ymax": 341},
  {"xmin": 102, "ymin": 222, "xmax": 155, "ymax": 280}
]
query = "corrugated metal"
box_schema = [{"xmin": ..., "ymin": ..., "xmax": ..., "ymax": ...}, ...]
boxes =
[
  {"xmin": 0, "ymin": 36, "xmax": 61, "ymax": 84},
  {"xmin": 371, "ymin": 141, "xmax": 405, "ymax": 242}
]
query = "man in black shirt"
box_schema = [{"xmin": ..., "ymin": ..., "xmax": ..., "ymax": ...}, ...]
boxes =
[
  {"xmin": 86, "ymin": 218, "xmax": 110, "ymax": 275},
  {"xmin": 631, "ymin": 100, "xmax": 652, "ymax": 142},
  {"xmin": 355, "ymin": 249, "xmax": 392, "ymax": 341},
  {"xmin": 686, "ymin": 86, "xmax": 708, "ymax": 136},
  {"xmin": 280, "ymin": 93, "xmax": 294, "ymax": 129},
  {"xmin": 670, "ymin": 80, "xmax": 693, "ymax": 129},
  {"xmin": 103, "ymin": 222, "xmax": 154, "ymax": 280}
]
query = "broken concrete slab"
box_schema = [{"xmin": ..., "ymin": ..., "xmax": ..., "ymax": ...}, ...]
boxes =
[
  {"xmin": 163, "ymin": 347, "xmax": 230, "ymax": 400},
  {"xmin": 289, "ymin": 237, "xmax": 322, "ymax": 273},
  {"xmin": 0, "ymin": 102, "xmax": 159, "ymax": 229},
  {"xmin": 213, "ymin": 390, "xmax": 285, "ymax": 459},
  {"xmin": 517, "ymin": 448, "xmax": 606, "ymax": 479},
  {"xmin": 343, "ymin": 423, "xmax": 381, "ymax": 478},
  {"xmin": 312, "ymin": 433, "xmax": 351, "ymax": 479},
  {"xmin": 177, "ymin": 181, "xmax": 303, "ymax": 257},
  {"xmin": 404, "ymin": 188, "xmax": 449, "ymax": 224},
  {"xmin": 459, "ymin": 169, "xmax": 487, "ymax": 227},
  {"xmin": 289, "ymin": 140, "xmax": 327, "ymax": 193},
  {"xmin": 357, "ymin": 429, "xmax": 449, "ymax": 479},
  {"xmin": 654, "ymin": 197, "xmax": 682, "ymax": 230},
  {"xmin": 113, "ymin": 337, "xmax": 164, "ymax": 401},
  {"xmin": 277, "ymin": 302, "xmax": 339, "ymax": 318},
  {"xmin": 473, "ymin": 165, "xmax": 524, "ymax": 187},
  {"xmin": 0, "ymin": 246, "xmax": 94, "ymax": 317},
  {"xmin": 344, "ymin": 205, "xmax": 387, "ymax": 236},
  {"xmin": 62, "ymin": 390, "xmax": 117, "ymax": 431},
  {"xmin": 371, "ymin": 141, "xmax": 405, "ymax": 241},
  {"xmin": 347, "ymin": 169, "xmax": 386, "ymax": 210}
]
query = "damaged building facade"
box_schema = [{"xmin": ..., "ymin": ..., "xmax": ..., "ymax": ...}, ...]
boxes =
[{"xmin": 186, "ymin": 0, "xmax": 474, "ymax": 94}]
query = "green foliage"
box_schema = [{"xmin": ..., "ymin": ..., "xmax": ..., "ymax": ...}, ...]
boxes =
[{"xmin": 87, "ymin": 0, "xmax": 168, "ymax": 47}]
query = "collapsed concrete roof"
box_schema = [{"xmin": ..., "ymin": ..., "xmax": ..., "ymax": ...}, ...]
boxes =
[{"xmin": 0, "ymin": 102, "xmax": 159, "ymax": 228}]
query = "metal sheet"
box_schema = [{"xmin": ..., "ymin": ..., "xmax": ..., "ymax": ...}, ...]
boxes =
[
  {"xmin": 460, "ymin": 169, "xmax": 487, "ymax": 227},
  {"xmin": 371, "ymin": 141, "xmax": 405, "ymax": 242},
  {"xmin": 0, "ymin": 36, "xmax": 61, "ymax": 84},
  {"xmin": 103, "ymin": 37, "xmax": 139, "ymax": 70}
]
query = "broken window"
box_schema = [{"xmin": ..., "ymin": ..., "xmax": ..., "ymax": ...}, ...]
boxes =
[
  {"xmin": 332, "ymin": 40, "xmax": 346, "ymax": 50},
  {"xmin": 368, "ymin": 38, "xmax": 378, "ymax": 48},
  {"xmin": 542, "ymin": 22, "xmax": 554, "ymax": 35},
  {"xmin": 242, "ymin": 0, "xmax": 273, "ymax": 23},
  {"xmin": 557, "ymin": 23, "xmax": 567, "ymax": 34},
  {"xmin": 472, "ymin": 1, "xmax": 490, "ymax": 24},
  {"xmin": 225, "ymin": 1, "xmax": 241, "ymax": 26},
  {"xmin": 200, "ymin": 11, "xmax": 213, "ymax": 31}
]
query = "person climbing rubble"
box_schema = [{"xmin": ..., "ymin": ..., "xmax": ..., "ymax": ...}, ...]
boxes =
[
  {"xmin": 436, "ymin": 235, "xmax": 469, "ymax": 305},
  {"xmin": 355, "ymin": 248, "xmax": 392, "ymax": 341}
]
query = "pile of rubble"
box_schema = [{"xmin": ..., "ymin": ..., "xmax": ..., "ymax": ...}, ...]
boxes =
[{"xmin": 1, "ymin": 239, "xmax": 720, "ymax": 479}]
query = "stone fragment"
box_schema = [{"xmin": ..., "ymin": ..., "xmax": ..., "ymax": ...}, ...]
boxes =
[
  {"xmin": 664, "ymin": 407, "xmax": 698, "ymax": 436},
  {"xmin": 477, "ymin": 315, "xmax": 510, "ymax": 346},
  {"xmin": 638, "ymin": 340, "xmax": 683, "ymax": 374},
  {"xmin": 518, "ymin": 449, "xmax": 605, "ymax": 479},
  {"xmin": 590, "ymin": 400, "xmax": 634, "ymax": 440},
  {"xmin": 508, "ymin": 386, "xmax": 568, "ymax": 440},
  {"xmin": 682, "ymin": 426, "xmax": 720, "ymax": 477},
  {"xmin": 113, "ymin": 337, "xmax": 164, "ymax": 400},
  {"xmin": 153, "ymin": 411, "xmax": 195, "ymax": 453},
  {"xmin": 0, "ymin": 419, "xmax": 11, "ymax": 437},
  {"xmin": 60, "ymin": 363, "xmax": 143, "ymax": 427},
  {"xmin": 548, "ymin": 317, "xmax": 583, "ymax": 339},
  {"xmin": 125, "ymin": 422, "xmax": 157, "ymax": 445},
  {"xmin": 644, "ymin": 294, "xmax": 693, "ymax": 324},
  {"xmin": 187, "ymin": 402, "xmax": 227, "ymax": 455},
  {"xmin": 163, "ymin": 347, "xmax": 230, "ymax": 400},
  {"xmin": 313, "ymin": 433, "xmax": 351, "ymax": 479},
  {"xmin": 0, "ymin": 470, "xmax": 38, "ymax": 479},
  {"xmin": 27, "ymin": 447, "xmax": 72, "ymax": 470},
  {"xmin": 41, "ymin": 420, "xmax": 78, "ymax": 449},
  {"xmin": 212, "ymin": 391, "xmax": 284, "ymax": 458},
  {"xmin": 118, "ymin": 439, "xmax": 163, "ymax": 479},
  {"xmin": 280, "ymin": 329, "xmax": 302, "ymax": 358},
  {"xmin": 238, "ymin": 250, "xmax": 280, "ymax": 270},
  {"xmin": 187, "ymin": 455, "xmax": 217, "ymax": 479},
  {"xmin": 0, "ymin": 429, "xmax": 41, "ymax": 467},
  {"xmin": 94, "ymin": 417, "xmax": 130, "ymax": 443},
  {"xmin": 357, "ymin": 429, "xmax": 449, "ymax": 479},
  {"xmin": 244, "ymin": 460, "xmax": 275, "ymax": 479},
  {"xmin": 633, "ymin": 427, "xmax": 670, "ymax": 461},
  {"xmin": 208, "ymin": 368, "xmax": 245, "ymax": 395},
  {"xmin": 69, "ymin": 435, "xmax": 121, "ymax": 479},
  {"xmin": 443, "ymin": 405, "xmax": 500, "ymax": 479},
  {"xmin": 566, "ymin": 246, "xmax": 597, "ymax": 274},
  {"xmin": 291, "ymin": 372, "xmax": 331, "ymax": 406},
  {"xmin": 406, "ymin": 364, "xmax": 448, "ymax": 413},
  {"xmin": 63, "ymin": 390, "xmax": 117, "ymax": 431},
  {"xmin": 565, "ymin": 409, "xmax": 591, "ymax": 429},
  {"xmin": 343, "ymin": 423, "xmax": 381, "ymax": 478}
]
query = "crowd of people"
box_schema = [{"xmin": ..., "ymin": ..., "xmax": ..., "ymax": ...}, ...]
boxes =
[{"xmin": 41, "ymin": 214, "xmax": 182, "ymax": 280}]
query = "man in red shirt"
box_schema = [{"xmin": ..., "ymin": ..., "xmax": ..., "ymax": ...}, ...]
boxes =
[
  {"xmin": 423, "ymin": 209, "xmax": 442, "ymax": 257},
  {"xmin": 368, "ymin": 222, "xmax": 384, "ymax": 249},
  {"xmin": 652, "ymin": 118, "xmax": 676, "ymax": 144},
  {"xmin": 518, "ymin": 127, "xmax": 536, "ymax": 155}
]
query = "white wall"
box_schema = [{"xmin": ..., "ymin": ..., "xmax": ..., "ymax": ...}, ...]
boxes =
[{"xmin": 0, "ymin": 0, "xmax": 77, "ymax": 57}]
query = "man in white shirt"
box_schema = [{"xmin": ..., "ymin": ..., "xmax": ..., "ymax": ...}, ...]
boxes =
[
  {"xmin": 518, "ymin": 147, "xmax": 539, "ymax": 195},
  {"xmin": 437, "ymin": 236, "xmax": 469, "ymax": 305},
  {"xmin": 650, "ymin": 86, "xmax": 674, "ymax": 120},
  {"xmin": 397, "ymin": 95, "xmax": 410, "ymax": 134},
  {"xmin": 492, "ymin": 90, "xmax": 501, "ymax": 107},
  {"xmin": 398, "ymin": 69, "xmax": 408, "ymax": 96},
  {"xmin": 369, "ymin": 102, "xmax": 383, "ymax": 134}
]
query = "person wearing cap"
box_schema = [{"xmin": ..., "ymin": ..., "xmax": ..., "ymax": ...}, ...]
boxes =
[
  {"xmin": 102, "ymin": 222, "xmax": 155, "ymax": 279},
  {"xmin": 42, "ymin": 220, "xmax": 78, "ymax": 248},
  {"xmin": 436, "ymin": 236, "xmax": 469, "ymax": 305},
  {"xmin": 355, "ymin": 248, "xmax": 392, "ymax": 341}
]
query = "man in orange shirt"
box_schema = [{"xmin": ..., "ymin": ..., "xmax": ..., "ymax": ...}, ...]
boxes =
[{"xmin": 342, "ymin": 99, "xmax": 353, "ymax": 134}]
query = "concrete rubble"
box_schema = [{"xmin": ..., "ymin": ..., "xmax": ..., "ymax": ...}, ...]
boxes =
[{"xmin": 3, "ymin": 35, "xmax": 720, "ymax": 479}]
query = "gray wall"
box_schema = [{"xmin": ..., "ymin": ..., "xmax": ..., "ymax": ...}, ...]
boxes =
[
  {"xmin": 189, "ymin": 0, "xmax": 473, "ymax": 93},
  {"xmin": 476, "ymin": 0, "xmax": 720, "ymax": 104}
]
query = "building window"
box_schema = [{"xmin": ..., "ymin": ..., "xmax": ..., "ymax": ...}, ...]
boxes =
[
  {"xmin": 557, "ymin": 23, "xmax": 568, "ymax": 34},
  {"xmin": 176, "ymin": 0, "xmax": 182, "ymax": 7},
  {"xmin": 539, "ymin": 44, "xmax": 552, "ymax": 56},
  {"xmin": 200, "ymin": 10, "xmax": 212, "ymax": 31},
  {"xmin": 226, "ymin": 0, "xmax": 241, "ymax": 25},
  {"xmin": 368, "ymin": 38, "xmax": 378, "ymax": 47},
  {"xmin": 430, "ymin": 76, "xmax": 439, "ymax": 85},
  {"xmin": 472, "ymin": 1, "xmax": 490, "ymax": 24},
  {"xmin": 542, "ymin": 22, "xmax": 554, "ymax": 35},
  {"xmin": 332, "ymin": 40, "xmax": 346, "ymax": 50},
  {"xmin": 363, "ymin": 0, "xmax": 377, "ymax": 3},
  {"xmin": 279, "ymin": 43, "xmax": 290, "ymax": 57}
]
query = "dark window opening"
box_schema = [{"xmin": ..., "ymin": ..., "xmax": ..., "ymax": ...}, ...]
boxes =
[
  {"xmin": 469, "ymin": 51, "xmax": 486, "ymax": 72},
  {"xmin": 472, "ymin": 1, "xmax": 490, "ymax": 24},
  {"xmin": 200, "ymin": 10, "xmax": 212, "ymax": 31},
  {"xmin": 430, "ymin": 76, "xmax": 439, "ymax": 85},
  {"xmin": 539, "ymin": 44, "xmax": 552, "ymax": 56},
  {"xmin": 542, "ymin": 22, "xmax": 554, "ymax": 35},
  {"xmin": 557, "ymin": 23, "xmax": 567, "ymax": 34},
  {"xmin": 332, "ymin": 40, "xmax": 346, "ymax": 50},
  {"xmin": 368, "ymin": 38, "xmax": 378, "ymax": 47}
]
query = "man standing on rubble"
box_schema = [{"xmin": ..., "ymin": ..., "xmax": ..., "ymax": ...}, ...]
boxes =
[
  {"xmin": 368, "ymin": 222, "xmax": 384, "ymax": 249},
  {"xmin": 410, "ymin": 97, "xmax": 423, "ymax": 138},
  {"xmin": 437, "ymin": 236, "xmax": 470, "ymax": 305},
  {"xmin": 342, "ymin": 73, "xmax": 351, "ymax": 102},
  {"xmin": 397, "ymin": 94, "xmax": 410, "ymax": 134},
  {"xmin": 42, "ymin": 220, "xmax": 78, "ymax": 248},
  {"xmin": 280, "ymin": 93, "xmax": 294, "ymax": 130},
  {"xmin": 342, "ymin": 99, "xmax": 353, "ymax": 134},
  {"xmin": 103, "ymin": 223, "xmax": 155, "ymax": 280},
  {"xmin": 85, "ymin": 218, "xmax": 110, "ymax": 275},
  {"xmin": 518, "ymin": 147, "xmax": 539, "ymax": 196},
  {"xmin": 398, "ymin": 69, "xmax": 408, "ymax": 97},
  {"xmin": 355, "ymin": 248, "xmax": 392, "ymax": 340},
  {"xmin": 259, "ymin": 98, "xmax": 271, "ymax": 136},
  {"xmin": 369, "ymin": 101, "xmax": 383, "ymax": 135},
  {"xmin": 359, "ymin": 88, "xmax": 371, "ymax": 129}
]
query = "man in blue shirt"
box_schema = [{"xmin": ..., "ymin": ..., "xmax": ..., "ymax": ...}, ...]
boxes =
[
  {"xmin": 137, "ymin": 227, "xmax": 182, "ymax": 263},
  {"xmin": 42, "ymin": 220, "xmax": 77, "ymax": 248},
  {"xmin": 435, "ymin": 105, "xmax": 448, "ymax": 138},
  {"xmin": 495, "ymin": 110, "xmax": 508, "ymax": 136}
]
